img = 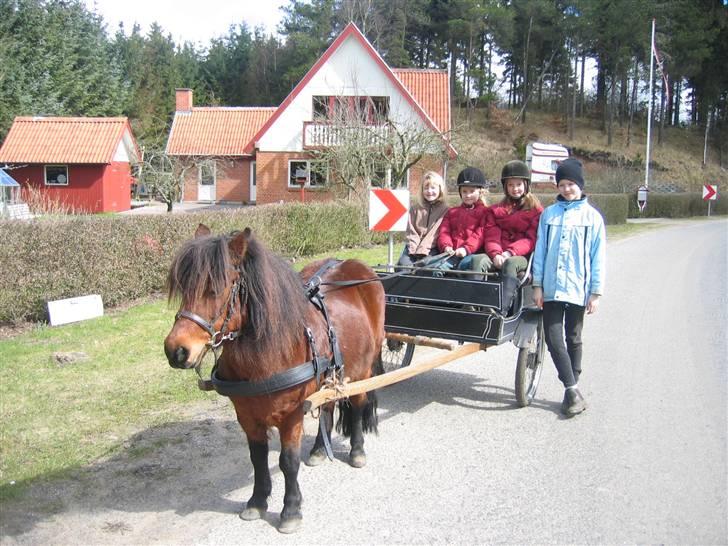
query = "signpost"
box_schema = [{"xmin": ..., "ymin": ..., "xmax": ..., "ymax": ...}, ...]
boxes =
[
  {"xmin": 702, "ymin": 184, "xmax": 718, "ymax": 216},
  {"xmin": 369, "ymin": 188, "xmax": 409, "ymax": 268}
]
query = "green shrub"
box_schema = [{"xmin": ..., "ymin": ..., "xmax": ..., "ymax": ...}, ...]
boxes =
[
  {"xmin": 533, "ymin": 193, "xmax": 628, "ymax": 225},
  {"xmin": 627, "ymin": 192, "xmax": 728, "ymax": 217},
  {"xmin": 0, "ymin": 201, "xmax": 385, "ymax": 324}
]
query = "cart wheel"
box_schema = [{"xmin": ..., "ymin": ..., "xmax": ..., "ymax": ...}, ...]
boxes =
[
  {"xmin": 515, "ymin": 315, "xmax": 545, "ymax": 407},
  {"xmin": 381, "ymin": 338, "xmax": 415, "ymax": 372}
]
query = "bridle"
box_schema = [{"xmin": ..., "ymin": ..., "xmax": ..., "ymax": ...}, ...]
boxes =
[{"xmin": 175, "ymin": 269, "xmax": 248, "ymax": 351}]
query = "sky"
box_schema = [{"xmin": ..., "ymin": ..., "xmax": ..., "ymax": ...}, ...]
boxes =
[{"xmin": 85, "ymin": 0, "xmax": 288, "ymax": 46}]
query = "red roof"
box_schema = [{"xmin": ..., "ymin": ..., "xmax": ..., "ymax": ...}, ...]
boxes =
[
  {"xmin": 166, "ymin": 108, "xmax": 276, "ymax": 156},
  {"xmin": 393, "ymin": 69, "xmax": 450, "ymax": 135},
  {"xmin": 0, "ymin": 117, "xmax": 138, "ymax": 164}
]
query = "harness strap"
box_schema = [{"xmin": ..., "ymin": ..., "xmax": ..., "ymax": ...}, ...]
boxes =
[{"xmin": 210, "ymin": 357, "xmax": 330, "ymax": 397}]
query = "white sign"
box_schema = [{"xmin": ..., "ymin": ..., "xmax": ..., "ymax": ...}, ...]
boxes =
[
  {"xmin": 47, "ymin": 294, "xmax": 104, "ymax": 326},
  {"xmin": 368, "ymin": 189, "xmax": 409, "ymax": 232}
]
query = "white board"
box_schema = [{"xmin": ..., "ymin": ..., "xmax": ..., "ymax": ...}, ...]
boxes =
[{"xmin": 47, "ymin": 294, "xmax": 104, "ymax": 326}]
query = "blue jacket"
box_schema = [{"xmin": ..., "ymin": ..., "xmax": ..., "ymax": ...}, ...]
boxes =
[{"xmin": 532, "ymin": 196, "xmax": 606, "ymax": 306}]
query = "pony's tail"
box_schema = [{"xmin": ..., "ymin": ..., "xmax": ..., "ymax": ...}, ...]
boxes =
[{"xmin": 335, "ymin": 391, "xmax": 379, "ymax": 436}]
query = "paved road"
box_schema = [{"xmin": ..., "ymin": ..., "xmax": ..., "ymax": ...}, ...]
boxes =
[{"xmin": 3, "ymin": 219, "xmax": 726, "ymax": 545}]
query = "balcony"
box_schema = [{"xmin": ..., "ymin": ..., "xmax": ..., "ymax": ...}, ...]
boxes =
[{"xmin": 303, "ymin": 121, "xmax": 390, "ymax": 149}]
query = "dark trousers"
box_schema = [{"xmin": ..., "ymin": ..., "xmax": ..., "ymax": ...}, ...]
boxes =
[{"xmin": 543, "ymin": 301, "xmax": 585, "ymax": 388}]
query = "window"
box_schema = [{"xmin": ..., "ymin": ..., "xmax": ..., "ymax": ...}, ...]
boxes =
[
  {"xmin": 45, "ymin": 165, "xmax": 68, "ymax": 186},
  {"xmin": 311, "ymin": 96, "xmax": 389, "ymax": 125},
  {"xmin": 199, "ymin": 161, "xmax": 216, "ymax": 186},
  {"xmin": 288, "ymin": 160, "xmax": 327, "ymax": 188}
]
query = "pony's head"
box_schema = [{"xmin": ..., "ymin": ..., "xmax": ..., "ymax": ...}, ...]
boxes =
[
  {"xmin": 164, "ymin": 224, "xmax": 309, "ymax": 370},
  {"xmin": 164, "ymin": 224, "xmax": 251, "ymax": 369}
]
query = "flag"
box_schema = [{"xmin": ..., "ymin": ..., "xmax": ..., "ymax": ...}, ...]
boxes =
[{"xmin": 651, "ymin": 25, "xmax": 671, "ymax": 107}]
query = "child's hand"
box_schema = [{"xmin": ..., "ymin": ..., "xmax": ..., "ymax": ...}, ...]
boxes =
[
  {"xmin": 454, "ymin": 247, "xmax": 467, "ymax": 258},
  {"xmin": 587, "ymin": 294, "xmax": 601, "ymax": 314},
  {"xmin": 493, "ymin": 254, "xmax": 505, "ymax": 269},
  {"xmin": 532, "ymin": 287, "xmax": 543, "ymax": 308},
  {"xmin": 444, "ymin": 246, "xmax": 454, "ymax": 255}
]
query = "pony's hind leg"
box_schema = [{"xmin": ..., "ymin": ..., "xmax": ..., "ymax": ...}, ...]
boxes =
[
  {"xmin": 239, "ymin": 434, "xmax": 271, "ymax": 521},
  {"xmin": 307, "ymin": 403, "xmax": 334, "ymax": 467},
  {"xmin": 336, "ymin": 391, "xmax": 379, "ymax": 468}
]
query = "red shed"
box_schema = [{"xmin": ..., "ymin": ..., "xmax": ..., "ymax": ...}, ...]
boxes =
[{"xmin": 0, "ymin": 117, "xmax": 140, "ymax": 213}]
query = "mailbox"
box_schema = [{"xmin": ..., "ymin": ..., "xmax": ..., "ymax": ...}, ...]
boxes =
[{"xmin": 637, "ymin": 185, "xmax": 649, "ymax": 212}]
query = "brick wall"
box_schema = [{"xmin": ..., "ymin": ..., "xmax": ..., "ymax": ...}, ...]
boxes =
[
  {"xmin": 255, "ymin": 152, "xmax": 334, "ymax": 205},
  {"xmin": 181, "ymin": 158, "xmax": 253, "ymax": 203}
]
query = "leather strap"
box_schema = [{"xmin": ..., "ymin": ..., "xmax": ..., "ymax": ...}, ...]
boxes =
[{"xmin": 210, "ymin": 357, "xmax": 329, "ymax": 397}]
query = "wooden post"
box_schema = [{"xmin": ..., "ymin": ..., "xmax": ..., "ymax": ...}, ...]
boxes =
[{"xmin": 303, "ymin": 342, "xmax": 485, "ymax": 412}]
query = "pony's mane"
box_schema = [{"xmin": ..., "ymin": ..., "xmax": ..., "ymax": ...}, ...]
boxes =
[{"xmin": 167, "ymin": 232, "xmax": 309, "ymax": 363}]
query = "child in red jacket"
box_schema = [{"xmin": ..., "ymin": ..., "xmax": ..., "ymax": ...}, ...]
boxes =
[
  {"xmin": 434, "ymin": 167, "xmax": 488, "ymax": 276},
  {"xmin": 474, "ymin": 160, "xmax": 542, "ymax": 314}
]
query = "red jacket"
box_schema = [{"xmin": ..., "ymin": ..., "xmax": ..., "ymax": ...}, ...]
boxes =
[
  {"xmin": 437, "ymin": 202, "xmax": 487, "ymax": 255},
  {"xmin": 483, "ymin": 202, "xmax": 543, "ymax": 258}
]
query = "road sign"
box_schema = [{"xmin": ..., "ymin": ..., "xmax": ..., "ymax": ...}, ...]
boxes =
[
  {"xmin": 369, "ymin": 189, "xmax": 408, "ymax": 231},
  {"xmin": 702, "ymin": 184, "xmax": 717, "ymax": 201}
]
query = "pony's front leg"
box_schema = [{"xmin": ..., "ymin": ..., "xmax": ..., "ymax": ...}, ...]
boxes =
[
  {"xmin": 239, "ymin": 429, "xmax": 271, "ymax": 521},
  {"xmin": 277, "ymin": 412, "xmax": 305, "ymax": 534}
]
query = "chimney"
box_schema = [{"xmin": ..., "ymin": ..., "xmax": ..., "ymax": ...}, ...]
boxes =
[{"xmin": 175, "ymin": 88, "xmax": 193, "ymax": 112}]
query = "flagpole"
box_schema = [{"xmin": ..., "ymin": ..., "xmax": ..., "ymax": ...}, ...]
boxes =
[{"xmin": 644, "ymin": 18, "xmax": 655, "ymax": 189}]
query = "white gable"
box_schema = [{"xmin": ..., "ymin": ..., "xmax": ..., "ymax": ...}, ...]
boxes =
[
  {"xmin": 256, "ymin": 35, "xmax": 428, "ymax": 152},
  {"xmin": 112, "ymin": 128, "xmax": 139, "ymax": 163}
]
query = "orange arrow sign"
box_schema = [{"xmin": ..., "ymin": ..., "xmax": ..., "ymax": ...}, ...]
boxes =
[
  {"xmin": 370, "ymin": 189, "xmax": 408, "ymax": 231},
  {"xmin": 702, "ymin": 184, "xmax": 717, "ymax": 201}
]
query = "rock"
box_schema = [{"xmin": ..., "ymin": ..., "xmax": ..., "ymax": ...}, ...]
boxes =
[{"xmin": 52, "ymin": 351, "xmax": 89, "ymax": 366}]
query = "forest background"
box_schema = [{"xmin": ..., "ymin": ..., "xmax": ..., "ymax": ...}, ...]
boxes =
[{"xmin": 0, "ymin": 0, "xmax": 727, "ymax": 175}]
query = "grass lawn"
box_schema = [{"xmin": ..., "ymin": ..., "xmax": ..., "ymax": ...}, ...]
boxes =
[{"xmin": 0, "ymin": 221, "xmax": 662, "ymax": 499}]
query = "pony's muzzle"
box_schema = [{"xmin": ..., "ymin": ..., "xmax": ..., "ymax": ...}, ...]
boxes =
[{"xmin": 165, "ymin": 343, "xmax": 191, "ymax": 369}]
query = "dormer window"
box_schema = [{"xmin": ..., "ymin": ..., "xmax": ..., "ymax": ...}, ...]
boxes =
[{"xmin": 312, "ymin": 96, "xmax": 389, "ymax": 125}]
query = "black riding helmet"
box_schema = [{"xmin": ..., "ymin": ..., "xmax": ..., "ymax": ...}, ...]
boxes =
[
  {"xmin": 500, "ymin": 160, "xmax": 531, "ymax": 195},
  {"xmin": 456, "ymin": 166, "xmax": 487, "ymax": 188}
]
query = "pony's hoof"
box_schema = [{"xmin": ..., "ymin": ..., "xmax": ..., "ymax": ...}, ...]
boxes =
[
  {"xmin": 239, "ymin": 506, "xmax": 265, "ymax": 521},
  {"xmin": 306, "ymin": 450, "xmax": 327, "ymax": 467},
  {"xmin": 348, "ymin": 452, "xmax": 367, "ymax": 468},
  {"xmin": 278, "ymin": 515, "xmax": 303, "ymax": 534}
]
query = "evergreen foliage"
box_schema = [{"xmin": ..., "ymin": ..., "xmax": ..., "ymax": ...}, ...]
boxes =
[{"xmin": 0, "ymin": 0, "xmax": 725, "ymax": 161}]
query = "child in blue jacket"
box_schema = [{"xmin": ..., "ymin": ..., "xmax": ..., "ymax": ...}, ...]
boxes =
[{"xmin": 532, "ymin": 159, "xmax": 606, "ymax": 416}]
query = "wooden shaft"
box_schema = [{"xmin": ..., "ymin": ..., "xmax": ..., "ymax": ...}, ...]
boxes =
[
  {"xmin": 385, "ymin": 332, "xmax": 457, "ymax": 351},
  {"xmin": 303, "ymin": 342, "xmax": 484, "ymax": 412}
]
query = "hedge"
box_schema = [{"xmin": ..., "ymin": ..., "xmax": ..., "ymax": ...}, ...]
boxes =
[
  {"xmin": 0, "ymin": 201, "xmax": 385, "ymax": 324},
  {"xmin": 626, "ymin": 192, "xmax": 728, "ymax": 218}
]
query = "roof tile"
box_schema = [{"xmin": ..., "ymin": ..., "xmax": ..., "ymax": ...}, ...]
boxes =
[
  {"xmin": 166, "ymin": 108, "xmax": 276, "ymax": 156},
  {"xmin": 393, "ymin": 69, "xmax": 450, "ymax": 134},
  {"xmin": 0, "ymin": 117, "xmax": 134, "ymax": 164}
]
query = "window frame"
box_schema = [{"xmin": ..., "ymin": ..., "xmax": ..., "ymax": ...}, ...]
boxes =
[
  {"xmin": 44, "ymin": 165, "xmax": 69, "ymax": 186},
  {"xmin": 198, "ymin": 161, "xmax": 216, "ymax": 186},
  {"xmin": 288, "ymin": 160, "xmax": 328, "ymax": 189}
]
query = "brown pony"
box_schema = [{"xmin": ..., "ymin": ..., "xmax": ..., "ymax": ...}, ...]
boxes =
[{"xmin": 163, "ymin": 225, "xmax": 385, "ymax": 533}]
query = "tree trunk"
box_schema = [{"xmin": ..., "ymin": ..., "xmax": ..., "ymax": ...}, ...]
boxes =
[
  {"xmin": 596, "ymin": 57, "xmax": 606, "ymax": 129},
  {"xmin": 579, "ymin": 52, "xmax": 586, "ymax": 117},
  {"xmin": 607, "ymin": 77, "xmax": 616, "ymax": 146},
  {"xmin": 626, "ymin": 57, "xmax": 638, "ymax": 148},
  {"xmin": 521, "ymin": 16, "xmax": 532, "ymax": 124},
  {"xmin": 619, "ymin": 71, "xmax": 628, "ymax": 127},
  {"xmin": 673, "ymin": 80, "xmax": 681, "ymax": 125},
  {"xmin": 657, "ymin": 76, "xmax": 666, "ymax": 146}
]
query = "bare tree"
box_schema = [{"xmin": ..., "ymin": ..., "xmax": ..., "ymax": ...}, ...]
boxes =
[
  {"xmin": 305, "ymin": 95, "xmax": 450, "ymax": 200},
  {"xmin": 140, "ymin": 149, "xmax": 223, "ymax": 212}
]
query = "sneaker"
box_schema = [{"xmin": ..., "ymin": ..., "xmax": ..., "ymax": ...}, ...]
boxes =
[{"xmin": 561, "ymin": 387, "xmax": 587, "ymax": 416}]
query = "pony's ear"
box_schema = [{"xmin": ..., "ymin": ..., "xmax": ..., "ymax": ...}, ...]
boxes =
[
  {"xmin": 195, "ymin": 223, "xmax": 211, "ymax": 238},
  {"xmin": 229, "ymin": 228, "xmax": 251, "ymax": 260}
]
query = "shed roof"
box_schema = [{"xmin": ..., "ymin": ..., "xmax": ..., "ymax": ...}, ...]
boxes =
[
  {"xmin": 166, "ymin": 108, "xmax": 276, "ymax": 156},
  {"xmin": 0, "ymin": 117, "xmax": 139, "ymax": 164},
  {"xmin": 0, "ymin": 169, "xmax": 20, "ymax": 187}
]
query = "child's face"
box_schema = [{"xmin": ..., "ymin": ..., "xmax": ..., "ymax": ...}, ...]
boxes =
[
  {"xmin": 459, "ymin": 186, "xmax": 480, "ymax": 206},
  {"xmin": 504, "ymin": 178, "xmax": 526, "ymax": 199},
  {"xmin": 557, "ymin": 179, "xmax": 583, "ymax": 201},
  {"xmin": 422, "ymin": 181, "xmax": 440, "ymax": 202}
]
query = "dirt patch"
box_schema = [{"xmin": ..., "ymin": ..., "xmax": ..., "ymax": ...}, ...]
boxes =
[{"xmin": 0, "ymin": 397, "xmax": 259, "ymax": 544}]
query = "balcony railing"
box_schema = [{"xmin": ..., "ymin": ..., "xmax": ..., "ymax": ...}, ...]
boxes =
[{"xmin": 303, "ymin": 121, "xmax": 390, "ymax": 149}]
